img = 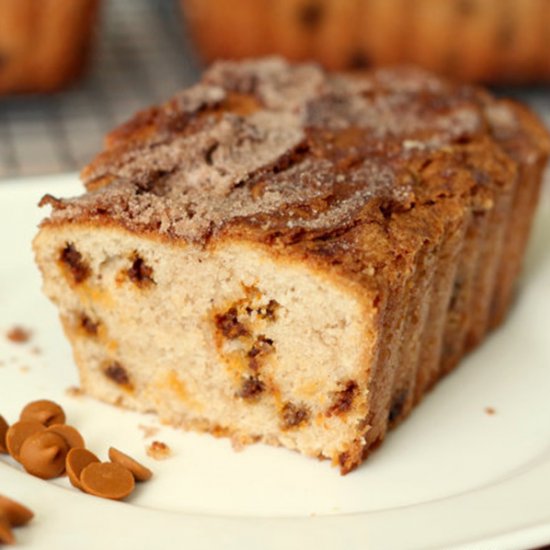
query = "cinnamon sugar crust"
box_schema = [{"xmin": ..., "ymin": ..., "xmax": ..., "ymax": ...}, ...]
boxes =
[{"xmin": 41, "ymin": 59, "xmax": 548, "ymax": 251}]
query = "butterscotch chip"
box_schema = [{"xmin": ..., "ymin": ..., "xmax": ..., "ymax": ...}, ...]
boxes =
[
  {"xmin": 80, "ymin": 462, "xmax": 135, "ymax": 500},
  {"xmin": 19, "ymin": 400, "xmax": 66, "ymax": 427},
  {"xmin": 66, "ymin": 448, "xmax": 100, "ymax": 489},
  {"xmin": 0, "ymin": 494, "xmax": 34, "ymax": 527},
  {"xmin": 0, "ymin": 415, "xmax": 8, "ymax": 454},
  {"xmin": 46, "ymin": 424, "xmax": 85, "ymax": 450},
  {"xmin": 5, "ymin": 421, "xmax": 45, "ymax": 462},
  {"xmin": 19, "ymin": 431, "xmax": 69, "ymax": 479},
  {"xmin": 0, "ymin": 515, "xmax": 15, "ymax": 545},
  {"xmin": 108, "ymin": 447, "xmax": 152, "ymax": 482}
]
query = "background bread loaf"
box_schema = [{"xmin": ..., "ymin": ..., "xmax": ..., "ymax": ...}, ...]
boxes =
[
  {"xmin": 181, "ymin": 0, "xmax": 550, "ymax": 83},
  {"xmin": 0, "ymin": 0, "xmax": 99, "ymax": 94}
]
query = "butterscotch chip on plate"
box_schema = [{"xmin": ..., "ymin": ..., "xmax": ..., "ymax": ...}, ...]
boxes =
[
  {"xmin": 0, "ymin": 415, "xmax": 9, "ymax": 454},
  {"xmin": 19, "ymin": 431, "xmax": 69, "ymax": 479},
  {"xmin": 46, "ymin": 424, "xmax": 85, "ymax": 450},
  {"xmin": 80, "ymin": 462, "xmax": 135, "ymax": 500},
  {"xmin": 108, "ymin": 447, "xmax": 152, "ymax": 482},
  {"xmin": 19, "ymin": 400, "xmax": 66, "ymax": 427},
  {"xmin": 66, "ymin": 448, "xmax": 100, "ymax": 489},
  {"xmin": 0, "ymin": 515, "xmax": 15, "ymax": 545},
  {"xmin": 0, "ymin": 494, "xmax": 34, "ymax": 527},
  {"xmin": 5, "ymin": 421, "xmax": 45, "ymax": 462},
  {"xmin": 33, "ymin": 58, "xmax": 550, "ymax": 473}
]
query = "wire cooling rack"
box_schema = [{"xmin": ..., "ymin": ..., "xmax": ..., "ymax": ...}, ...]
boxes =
[
  {"xmin": 0, "ymin": 0, "xmax": 549, "ymax": 180},
  {"xmin": 0, "ymin": 0, "xmax": 200, "ymax": 179}
]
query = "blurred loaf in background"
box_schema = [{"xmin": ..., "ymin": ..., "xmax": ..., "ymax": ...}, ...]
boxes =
[
  {"xmin": 0, "ymin": 0, "xmax": 100, "ymax": 94},
  {"xmin": 181, "ymin": 0, "xmax": 550, "ymax": 83}
]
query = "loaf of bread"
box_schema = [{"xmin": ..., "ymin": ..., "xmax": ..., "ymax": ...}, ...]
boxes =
[
  {"xmin": 34, "ymin": 59, "xmax": 549, "ymax": 473},
  {"xmin": 0, "ymin": 0, "xmax": 99, "ymax": 94},
  {"xmin": 182, "ymin": 0, "xmax": 550, "ymax": 83}
]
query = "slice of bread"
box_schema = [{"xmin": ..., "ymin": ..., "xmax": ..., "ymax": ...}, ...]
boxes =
[{"xmin": 34, "ymin": 59, "xmax": 550, "ymax": 472}]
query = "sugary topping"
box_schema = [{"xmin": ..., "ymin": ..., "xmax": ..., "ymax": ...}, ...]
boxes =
[
  {"xmin": 204, "ymin": 57, "xmax": 326, "ymax": 110},
  {"xmin": 41, "ymin": 58, "xmax": 542, "ymax": 245}
]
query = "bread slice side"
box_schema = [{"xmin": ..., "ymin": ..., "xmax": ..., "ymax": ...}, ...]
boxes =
[{"xmin": 34, "ymin": 222, "xmax": 380, "ymax": 466}]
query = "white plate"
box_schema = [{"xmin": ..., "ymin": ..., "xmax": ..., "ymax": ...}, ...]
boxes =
[{"xmin": 1, "ymin": 174, "xmax": 550, "ymax": 550}]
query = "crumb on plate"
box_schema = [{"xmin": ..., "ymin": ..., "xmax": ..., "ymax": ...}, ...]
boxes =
[
  {"xmin": 146, "ymin": 440, "xmax": 171, "ymax": 460},
  {"xmin": 6, "ymin": 326, "xmax": 32, "ymax": 344}
]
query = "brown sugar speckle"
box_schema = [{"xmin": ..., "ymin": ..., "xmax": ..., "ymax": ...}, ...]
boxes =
[
  {"xmin": 146, "ymin": 440, "xmax": 171, "ymax": 460},
  {"xmin": 485, "ymin": 406, "xmax": 496, "ymax": 415},
  {"xmin": 6, "ymin": 326, "xmax": 32, "ymax": 344}
]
